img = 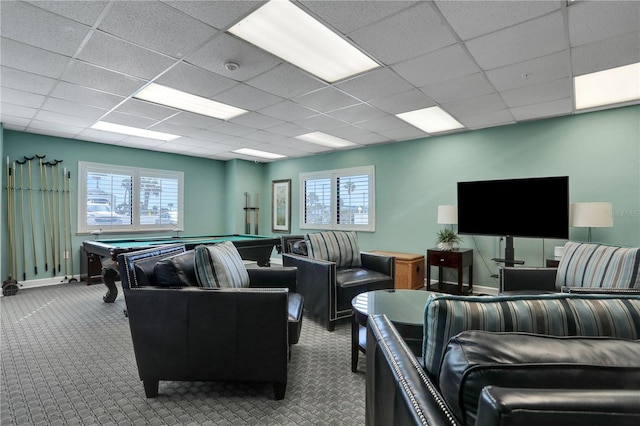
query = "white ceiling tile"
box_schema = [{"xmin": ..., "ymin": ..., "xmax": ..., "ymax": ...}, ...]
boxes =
[
  {"xmin": 155, "ymin": 62, "xmax": 238, "ymax": 98},
  {"xmin": 1, "ymin": 1, "xmax": 91, "ymax": 56},
  {"xmin": 392, "ymin": 44, "xmax": 480, "ymax": 87},
  {"xmin": 458, "ymin": 109, "xmax": 515, "ymax": 130},
  {"xmin": 215, "ymin": 83, "xmax": 283, "ymax": 111},
  {"xmin": 161, "ymin": 1, "xmax": 262, "ymax": 30},
  {"xmin": 421, "ymin": 73, "xmax": 496, "ymax": 105},
  {"xmin": 486, "ymin": 51, "xmax": 572, "ymax": 91},
  {"xmin": 76, "ymin": 128, "xmax": 126, "ymax": 143},
  {"xmin": 368, "ymin": 89, "xmax": 436, "ymax": 115},
  {"xmin": 442, "ymin": 93, "xmax": 508, "ymax": 118},
  {"xmin": 101, "ymin": 111, "xmax": 158, "ymax": 129},
  {"xmin": 1, "ymin": 38, "xmax": 71, "ymax": 79},
  {"xmin": 259, "ymin": 101, "xmax": 318, "ymax": 122},
  {"xmin": 301, "ymin": 1, "xmax": 418, "ymax": 34},
  {"xmin": 1, "ymin": 87, "xmax": 45, "ymax": 108},
  {"xmin": 244, "ymin": 130, "xmax": 288, "ymax": 144},
  {"xmin": 98, "ymin": 1, "xmax": 218, "ymax": 59},
  {"xmin": 348, "ymin": 132, "xmax": 392, "ymax": 146},
  {"xmin": 435, "ymin": 0, "xmax": 562, "ymax": 41},
  {"xmin": 41, "ymin": 98, "xmax": 107, "ymax": 120},
  {"xmin": 336, "ymin": 68, "xmax": 414, "ymax": 102},
  {"xmin": 206, "ymin": 120, "xmax": 256, "ymax": 137},
  {"xmin": 0, "ymin": 67, "xmax": 57, "ymax": 95},
  {"xmin": 568, "ymin": 0, "xmax": 640, "ymax": 47},
  {"xmin": 296, "ymin": 114, "xmax": 345, "ymax": 132},
  {"xmin": 378, "ymin": 125, "xmax": 427, "ymax": 141},
  {"xmin": 571, "ymin": 32, "xmax": 640, "ymax": 76},
  {"xmin": 293, "ymin": 87, "xmax": 360, "ymax": 113},
  {"xmin": 356, "ymin": 115, "xmax": 409, "ymax": 133},
  {"xmin": 327, "ymin": 103, "xmax": 387, "ymax": 124},
  {"xmin": 28, "ymin": 120, "xmax": 83, "ymax": 137},
  {"xmin": 246, "ymin": 63, "xmax": 326, "ymax": 99},
  {"xmin": 118, "ymin": 136, "xmax": 167, "ymax": 148},
  {"xmin": 77, "ymin": 31, "xmax": 176, "ymax": 80},
  {"xmin": 61, "ymin": 60, "xmax": 146, "ymax": 97},
  {"xmin": 165, "ymin": 111, "xmax": 223, "ymax": 129},
  {"xmin": 0, "ymin": 115, "xmax": 30, "ymax": 129},
  {"xmin": 349, "ymin": 2, "xmax": 457, "ymax": 65},
  {"xmin": 229, "ymin": 112, "xmax": 285, "ymax": 130},
  {"xmin": 510, "ymin": 98, "xmax": 573, "ymax": 121},
  {"xmin": 466, "ymin": 11, "xmax": 567, "ymax": 70},
  {"xmin": 266, "ymin": 122, "xmax": 310, "ymax": 138},
  {"xmin": 33, "ymin": 109, "xmax": 93, "ymax": 127},
  {"xmin": 114, "ymin": 99, "xmax": 179, "ymax": 122},
  {"xmin": 49, "ymin": 82, "xmax": 125, "ymax": 110},
  {"xmin": 0, "ymin": 103, "xmax": 38, "ymax": 119},
  {"xmin": 26, "ymin": 1, "xmax": 109, "ymax": 26},
  {"xmin": 186, "ymin": 33, "xmax": 281, "ymax": 82},
  {"xmin": 502, "ymin": 78, "xmax": 572, "ymax": 108}
]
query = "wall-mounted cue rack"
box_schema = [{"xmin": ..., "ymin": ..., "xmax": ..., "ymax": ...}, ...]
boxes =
[
  {"xmin": 243, "ymin": 192, "xmax": 259, "ymax": 235},
  {"xmin": 3, "ymin": 154, "xmax": 77, "ymax": 296}
]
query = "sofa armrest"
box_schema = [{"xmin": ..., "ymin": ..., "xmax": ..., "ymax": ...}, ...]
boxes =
[
  {"xmin": 366, "ymin": 315, "xmax": 460, "ymax": 426},
  {"xmin": 361, "ymin": 252, "xmax": 394, "ymax": 278},
  {"xmin": 476, "ymin": 386, "xmax": 640, "ymax": 426},
  {"xmin": 500, "ymin": 267, "xmax": 557, "ymax": 294},
  {"xmin": 282, "ymin": 253, "xmax": 335, "ymax": 319},
  {"xmin": 248, "ymin": 266, "xmax": 298, "ymax": 292}
]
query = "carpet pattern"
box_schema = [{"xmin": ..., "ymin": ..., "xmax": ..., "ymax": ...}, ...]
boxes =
[{"xmin": 1, "ymin": 282, "xmax": 366, "ymax": 425}]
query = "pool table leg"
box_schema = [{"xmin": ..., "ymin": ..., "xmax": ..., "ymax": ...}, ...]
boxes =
[{"xmin": 102, "ymin": 267, "xmax": 119, "ymax": 303}]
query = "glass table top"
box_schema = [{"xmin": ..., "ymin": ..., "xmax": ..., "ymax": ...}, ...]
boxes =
[{"xmin": 351, "ymin": 289, "xmax": 438, "ymax": 326}]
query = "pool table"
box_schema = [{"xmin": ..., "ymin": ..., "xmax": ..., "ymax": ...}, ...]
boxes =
[{"xmin": 82, "ymin": 234, "xmax": 281, "ymax": 302}]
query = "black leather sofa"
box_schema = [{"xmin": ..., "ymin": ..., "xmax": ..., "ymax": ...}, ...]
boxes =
[
  {"xmin": 366, "ymin": 294, "xmax": 640, "ymax": 426},
  {"xmin": 117, "ymin": 244, "xmax": 304, "ymax": 399},
  {"xmin": 281, "ymin": 234, "xmax": 394, "ymax": 331}
]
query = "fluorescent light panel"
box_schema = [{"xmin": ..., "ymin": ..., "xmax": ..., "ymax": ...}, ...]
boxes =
[
  {"xmin": 229, "ymin": 0, "xmax": 379, "ymax": 83},
  {"xmin": 134, "ymin": 83, "xmax": 247, "ymax": 120},
  {"xmin": 91, "ymin": 121, "xmax": 180, "ymax": 141},
  {"xmin": 396, "ymin": 106, "xmax": 464, "ymax": 133},
  {"xmin": 574, "ymin": 62, "xmax": 640, "ymax": 110},
  {"xmin": 295, "ymin": 132, "xmax": 357, "ymax": 148},
  {"xmin": 233, "ymin": 148, "xmax": 286, "ymax": 160}
]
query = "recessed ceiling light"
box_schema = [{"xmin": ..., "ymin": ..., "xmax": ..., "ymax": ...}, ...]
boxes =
[
  {"xmin": 228, "ymin": 0, "xmax": 379, "ymax": 83},
  {"xmin": 134, "ymin": 83, "xmax": 247, "ymax": 120},
  {"xmin": 232, "ymin": 148, "xmax": 286, "ymax": 160},
  {"xmin": 396, "ymin": 106, "xmax": 465, "ymax": 134},
  {"xmin": 574, "ymin": 62, "xmax": 640, "ymax": 110},
  {"xmin": 91, "ymin": 121, "xmax": 180, "ymax": 141},
  {"xmin": 295, "ymin": 132, "xmax": 357, "ymax": 148}
]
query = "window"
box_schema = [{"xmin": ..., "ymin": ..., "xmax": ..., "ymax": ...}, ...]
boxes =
[
  {"xmin": 300, "ymin": 165, "xmax": 375, "ymax": 231},
  {"xmin": 78, "ymin": 162, "xmax": 183, "ymax": 233}
]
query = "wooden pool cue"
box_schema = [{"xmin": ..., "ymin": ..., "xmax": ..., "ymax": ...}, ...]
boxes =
[
  {"xmin": 24, "ymin": 156, "xmax": 38, "ymax": 275},
  {"xmin": 254, "ymin": 192, "xmax": 259, "ymax": 235},
  {"xmin": 16, "ymin": 160, "xmax": 27, "ymax": 281},
  {"xmin": 36, "ymin": 155, "xmax": 49, "ymax": 272},
  {"xmin": 6, "ymin": 157, "xmax": 14, "ymax": 282}
]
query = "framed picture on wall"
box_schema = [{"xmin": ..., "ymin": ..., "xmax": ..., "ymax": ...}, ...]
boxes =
[{"xmin": 272, "ymin": 179, "xmax": 291, "ymax": 233}]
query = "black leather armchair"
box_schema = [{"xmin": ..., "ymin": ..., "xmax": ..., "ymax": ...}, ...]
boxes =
[
  {"xmin": 281, "ymin": 235, "xmax": 394, "ymax": 331},
  {"xmin": 118, "ymin": 244, "xmax": 302, "ymax": 399}
]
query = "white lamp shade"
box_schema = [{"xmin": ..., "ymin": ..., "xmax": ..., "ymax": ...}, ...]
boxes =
[
  {"xmin": 437, "ymin": 205, "xmax": 458, "ymax": 225},
  {"xmin": 570, "ymin": 202, "xmax": 613, "ymax": 228}
]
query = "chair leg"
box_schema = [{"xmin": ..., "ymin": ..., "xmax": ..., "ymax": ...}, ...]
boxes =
[
  {"xmin": 274, "ymin": 382, "xmax": 286, "ymax": 400},
  {"xmin": 143, "ymin": 379, "xmax": 159, "ymax": 398},
  {"xmin": 327, "ymin": 320, "xmax": 335, "ymax": 332}
]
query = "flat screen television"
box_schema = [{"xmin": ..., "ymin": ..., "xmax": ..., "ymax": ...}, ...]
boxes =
[{"xmin": 457, "ymin": 176, "xmax": 569, "ymax": 240}]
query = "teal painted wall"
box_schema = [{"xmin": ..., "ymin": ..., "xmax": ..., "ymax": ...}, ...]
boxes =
[
  {"xmin": 2, "ymin": 131, "xmax": 228, "ymax": 282},
  {"xmin": 2, "ymin": 105, "xmax": 639, "ymax": 288},
  {"xmin": 264, "ymin": 105, "xmax": 640, "ymax": 288}
]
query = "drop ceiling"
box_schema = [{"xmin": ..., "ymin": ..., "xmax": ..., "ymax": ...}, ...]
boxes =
[{"xmin": 1, "ymin": 0, "xmax": 638, "ymax": 162}]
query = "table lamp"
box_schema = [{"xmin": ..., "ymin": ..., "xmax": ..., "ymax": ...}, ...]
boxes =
[
  {"xmin": 437, "ymin": 205, "xmax": 458, "ymax": 230},
  {"xmin": 570, "ymin": 202, "xmax": 613, "ymax": 242}
]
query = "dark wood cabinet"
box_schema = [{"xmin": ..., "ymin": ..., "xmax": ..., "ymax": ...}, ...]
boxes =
[{"xmin": 426, "ymin": 248, "xmax": 473, "ymax": 295}]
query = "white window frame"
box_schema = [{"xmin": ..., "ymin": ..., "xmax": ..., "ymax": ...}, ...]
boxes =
[
  {"xmin": 78, "ymin": 162, "xmax": 184, "ymax": 234},
  {"xmin": 299, "ymin": 165, "xmax": 375, "ymax": 232}
]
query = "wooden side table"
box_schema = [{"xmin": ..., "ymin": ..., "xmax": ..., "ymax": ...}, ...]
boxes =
[
  {"xmin": 426, "ymin": 248, "xmax": 473, "ymax": 295},
  {"xmin": 546, "ymin": 258, "xmax": 560, "ymax": 268},
  {"xmin": 370, "ymin": 251, "xmax": 425, "ymax": 289}
]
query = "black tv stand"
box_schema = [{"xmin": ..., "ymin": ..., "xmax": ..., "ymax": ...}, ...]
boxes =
[{"xmin": 491, "ymin": 236, "xmax": 524, "ymax": 267}]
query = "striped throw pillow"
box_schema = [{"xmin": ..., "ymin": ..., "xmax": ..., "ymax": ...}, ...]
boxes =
[
  {"xmin": 194, "ymin": 241, "xmax": 250, "ymax": 288},
  {"xmin": 422, "ymin": 293, "xmax": 640, "ymax": 379},
  {"xmin": 305, "ymin": 231, "xmax": 362, "ymax": 268},
  {"xmin": 557, "ymin": 242, "xmax": 640, "ymax": 289}
]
